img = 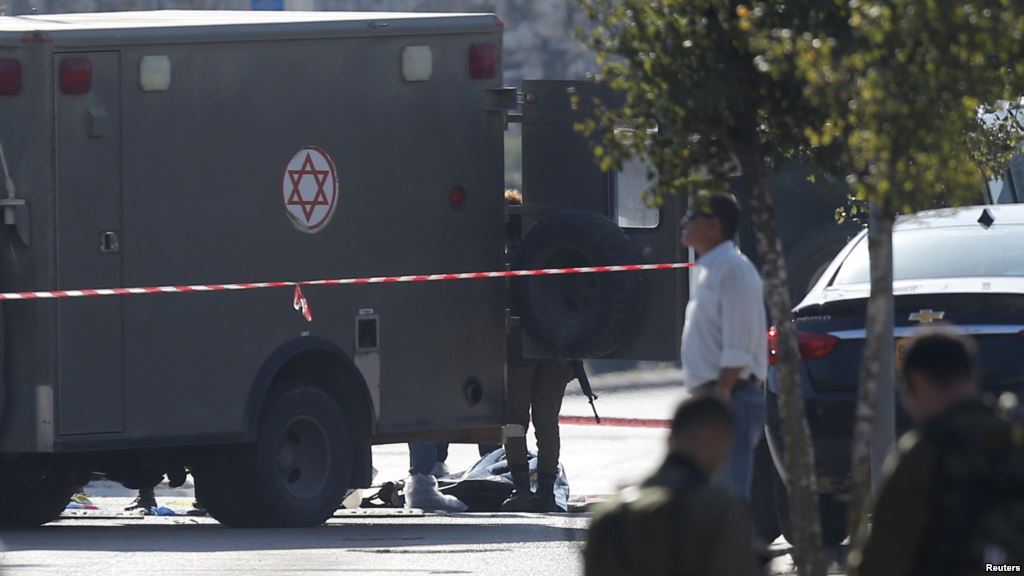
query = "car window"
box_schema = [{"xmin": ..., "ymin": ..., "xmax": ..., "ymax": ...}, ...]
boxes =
[
  {"xmin": 988, "ymin": 177, "xmax": 1015, "ymax": 204},
  {"xmin": 831, "ymin": 224, "xmax": 1024, "ymax": 285}
]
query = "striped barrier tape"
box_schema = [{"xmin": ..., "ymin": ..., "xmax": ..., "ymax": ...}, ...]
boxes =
[
  {"xmin": 0, "ymin": 262, "xmax": 693, "ymax": 322},
  {"xmin": 559, "ymin": 415, "xmax": 670, "ymax": 428}
]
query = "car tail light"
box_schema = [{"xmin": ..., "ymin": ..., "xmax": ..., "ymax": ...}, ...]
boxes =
[
  {"xmin": 768, "ymin": 326, "xmax": 840, "ymax": 366},
  {"xmin": 0, "ymin": 58, "xmax": 21, "ymax": 95},
  {"xmin": 450, "ymin": 185, "xmax": 466, "ymax": 208},
  {"xmin": 469, "ymin": 43, "xmax": 499, "ymax": 79},
  {"xmin": 800, "ymin": 330, "xmax": 840, "ymax": 360},
  {"xmin": 60, "ymin": 57, "xmax": 92, "ymax": 95},
  {"xmin": 21, "ymin": 31, "xmax": 51, "ymax": 44}
]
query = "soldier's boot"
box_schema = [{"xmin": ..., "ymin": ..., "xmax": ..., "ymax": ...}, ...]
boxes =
[
  {"xmin": 500, "ymin": 464, "xmax": 533, "ymax": 512},
  {"xmin": 532, "ymin": 472, "xmax": 561, "ymax": 513},
  {"xmin": 125, "ymin": 486, "xmax": 158, "ymax": 514}
]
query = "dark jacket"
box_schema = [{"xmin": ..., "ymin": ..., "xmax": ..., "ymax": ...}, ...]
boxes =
[
  {"xmin": 584, "ymin": 453, "xmax": 760, "ymax": 576},
  {"xmin": 849, "ymin": 398, "xmax": 1013, "ymax": 576}
]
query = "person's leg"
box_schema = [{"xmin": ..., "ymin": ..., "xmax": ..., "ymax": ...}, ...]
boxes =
[
  {"xmin": 504, "ymin": 363, "xmax": 535, "ymax": 468},
  {"xmin": 431, "ymin": 443, "xmax": 451, "ymax": 478},
  {"xmin": 188, "ymin": 473, "xmax": 208, "ymax": 516},
  {"xmin": 502, "ymin": 363, "xmax": 536, "ymax": 511},
  {"xmin": 408, "ymin": 443, "xmax": 438, "ymax": 476},
  {"xmin": 714, "ymin": 380, "xmax": 766, "ymax": 501},
  {"xmin": 478, "ymin": 443, "xmax": 501, "ymax": 457},
  {"xmin": 126, "ymin": 484, "xmax": 159, "ymax": 513},
  {"xmin": 531, "ymin": 360, "xmax": 573, "ymax": 512},
  {"xmin": 406, "ymin": 443, "xmax": 466, "ymax": 512}
]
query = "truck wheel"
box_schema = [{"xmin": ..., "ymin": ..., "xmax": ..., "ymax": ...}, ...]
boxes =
[
  {"xmin": 195, "ymin": 382, "xmax": 353, "ymax": 527},
  {"xmin": 0, "ymin": 458, "xmax": 76, "ymax": 527},
  {"xmin": 512, "ymin": 211, "xmax": 645, "ymax": 358}
]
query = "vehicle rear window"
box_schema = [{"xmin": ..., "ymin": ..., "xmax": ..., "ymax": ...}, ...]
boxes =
[{"xmin": 831, "ymin": 224, "xmax": 1024, "ymax": 285}]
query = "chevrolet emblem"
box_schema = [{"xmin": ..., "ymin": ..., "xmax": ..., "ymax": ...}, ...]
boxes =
[{"xmin": 909, "ymin": 309, "xmax": 945, "ymax": 324}]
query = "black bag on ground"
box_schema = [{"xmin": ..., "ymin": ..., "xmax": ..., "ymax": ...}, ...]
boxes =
[
  {"xmin": 362, "ymin": 448, "xmax": 570, "ymax": 512},
  {"xmin": 440, "ymin": 448, "xmax": 570, "ymax": 512}
]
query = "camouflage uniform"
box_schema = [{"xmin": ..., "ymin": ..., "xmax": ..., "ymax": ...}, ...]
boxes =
[
  {"xmin": 849, "ymin": 398, "xmax": 1016, "ymax": 576},
  {"xmin": 584, "ymin": 453, "xmax": 760, "ymax": 576}
]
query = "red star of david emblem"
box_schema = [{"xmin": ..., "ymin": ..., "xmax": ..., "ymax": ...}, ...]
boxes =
[{"xmin": 286, "ymin": 153, "xmax": 331, "ymax": 223}]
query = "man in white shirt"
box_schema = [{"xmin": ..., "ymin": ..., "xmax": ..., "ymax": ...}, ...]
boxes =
[{"xmin": 680, "ymin": 191, "xmax": 767, "ymax": 501}]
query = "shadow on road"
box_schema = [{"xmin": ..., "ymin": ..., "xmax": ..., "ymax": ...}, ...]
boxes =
[{"xmin": 0, "ymin": 521, "xmax": 587, "ymax": 554}]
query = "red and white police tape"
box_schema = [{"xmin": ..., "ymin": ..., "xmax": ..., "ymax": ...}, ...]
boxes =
[
  {"xmin": 558, "ymin": 415, "xmax": 670, "ymax": 428},
  {"xmin": 0, "ymin": 262, "xmax": 693, "ymax": 323}
]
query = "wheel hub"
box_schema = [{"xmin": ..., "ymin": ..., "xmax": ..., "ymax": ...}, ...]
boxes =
[{"xmin": 276, "ymin": 417, "xmax": 331, "ymax": 499}]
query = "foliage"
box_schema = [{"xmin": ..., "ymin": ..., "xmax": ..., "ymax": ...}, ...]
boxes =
[
  {"xmin": 574, "ymin": 0, "xmax": 853, "ymax": 204},
  {"xmin": 577, "ymin": 1, "xmax": 1024, "ymax": 574},
  {"xmin": 755, "ymin": 0, "xmax": 1024, "ymax": 215},
  {"xmin": 574, "ymin": 3, "xmax": 840, "ymax": 574},
  {"xmin": 577, "ymin": 0, "xmax": 1024, "ymax": 213}
]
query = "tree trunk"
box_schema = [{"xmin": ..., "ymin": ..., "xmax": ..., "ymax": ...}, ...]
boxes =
[
  {"xmin": 848, "ymin": 205, "xmax": 896, "ymax": 537},
  {"xmin": 736, "ymin": 141, "xmax": 825, "ymax": 576}
]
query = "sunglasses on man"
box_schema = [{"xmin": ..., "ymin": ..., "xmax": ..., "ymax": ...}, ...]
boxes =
[{"xmin": 684, "ymin": 208, "xmax": 715, "ymax": 220}]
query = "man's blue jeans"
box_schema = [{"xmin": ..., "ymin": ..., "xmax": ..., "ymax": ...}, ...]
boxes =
[
  {"xmin": 715, "ymin": 380, "xmax": 766, "ymax": 501},
  {"xmin": 408, "ymin": 443, "xmax": 448, "ymax": 476}
]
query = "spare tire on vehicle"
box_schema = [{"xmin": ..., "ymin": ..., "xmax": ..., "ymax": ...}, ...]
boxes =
[{"xmin": 511, "ymin": 211, "xmax": 645, "ymax": 358}]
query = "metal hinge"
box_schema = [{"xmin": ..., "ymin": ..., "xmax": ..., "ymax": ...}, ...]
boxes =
[{"xmin": 483, "ymin": 87, "xmax": 519, "ymax": 112}]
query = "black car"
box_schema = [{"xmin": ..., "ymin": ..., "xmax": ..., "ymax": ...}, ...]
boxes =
[{"xmin": 761, "ymin": 204, "xmax": 1024, "ymax": 545}]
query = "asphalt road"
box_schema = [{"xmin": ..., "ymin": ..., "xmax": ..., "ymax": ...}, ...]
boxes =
[
  {"xmin": 0, "ymin": 513, "xmax": 589, "ymax": 576},
  {"xmin": 0, "ymin": 369, "xmax": 823, "ymax": 576}
]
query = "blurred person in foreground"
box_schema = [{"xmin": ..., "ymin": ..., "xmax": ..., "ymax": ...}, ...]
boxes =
[
  {"xmin": 584, "ymin": 395, "xmax": 761, "ymax": 576},
  {"xmin": 849, "ymin": 328, "xmax": 1024, "ymax": 576}
]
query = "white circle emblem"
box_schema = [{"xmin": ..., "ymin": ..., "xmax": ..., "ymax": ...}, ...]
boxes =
[{"xmin": 282, "ymin": 146, "xmax": 338, "ymax": 233}]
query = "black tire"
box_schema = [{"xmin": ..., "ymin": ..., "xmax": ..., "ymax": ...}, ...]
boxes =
[
  {"xmin": 751, "ymin": 432, "xmax": 781, "ymax": 544},
  {"xmin": 0, "ymin": 457, "xmax": 76, "ymax": 527},
  {"xmin": 774, "ymin": 472, "xmax": 848, "ymax": 547},
  {"xmin": 511, "ymin": 211, "xmax": 645, "ymax": 358},
  {"xmin": 194, "ymin": 382, "xmax": 353, "ymax": 527},
  {"xmin": 785, "ymin": 225, "xmax": 855, "ymax": 304}
]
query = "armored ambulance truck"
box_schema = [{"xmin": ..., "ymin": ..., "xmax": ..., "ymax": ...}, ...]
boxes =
[{"xmin": 0, "ymin": 10, "xmax": 698, "ymax": 527}]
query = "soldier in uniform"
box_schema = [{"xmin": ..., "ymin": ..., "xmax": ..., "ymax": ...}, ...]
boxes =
[
  {"xmin": 500, "ymin": 358, "xmax": 575, "ymax": 512},
  {"xmin": 501, "ymin": 188, "xmax": 576, "ymax": 513},
  {"xmin": 583, "ymin": 395, "xmax": 761, "ymax": 576},
  {"xmin": 848, "ymin": 328, "xmax": 1023, "ymax": 576}
]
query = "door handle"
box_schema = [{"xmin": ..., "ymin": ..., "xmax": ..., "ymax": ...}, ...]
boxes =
[{"xmin": 99, "ymin": 230, "xmax": 120, "ymax": 253}]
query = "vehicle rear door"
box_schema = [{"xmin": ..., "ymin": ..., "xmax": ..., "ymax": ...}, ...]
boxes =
[
  {"xmin": 518, "ymin": 80, "xmax": 686, "ymax": 361},
  {"xmin": 55, "ymin": 51, "xmax": 124, "ymax": 435}
]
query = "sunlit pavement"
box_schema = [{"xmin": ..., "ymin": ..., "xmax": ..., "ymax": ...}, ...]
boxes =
[{"xmin": 0, "ymin": 370, "xmax": 831, "ymax": 575}]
